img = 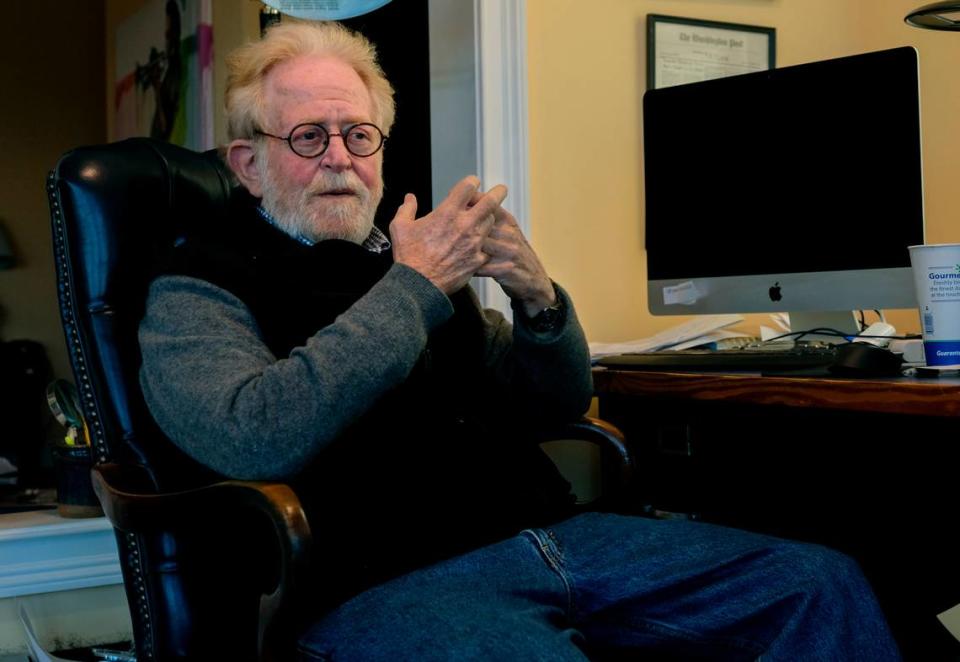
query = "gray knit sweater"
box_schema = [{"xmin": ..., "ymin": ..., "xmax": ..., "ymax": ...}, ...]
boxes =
[{"xmin": 138, "ymin": 262, "xmax": 593, "ymax": 481}]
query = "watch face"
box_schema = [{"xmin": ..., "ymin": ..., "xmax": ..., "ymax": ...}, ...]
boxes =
[{"xmin": 530, "ymin": 303, "xmax": 564, "ymax": 332}]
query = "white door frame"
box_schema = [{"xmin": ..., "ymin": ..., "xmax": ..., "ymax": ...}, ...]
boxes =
[
  {"xmin": 473, "ymin": 0, "xmax": 529, "ymax": 316},
  {"xmin": 428, "ymin": 0, "xmax": 529, "ymax": 316}
]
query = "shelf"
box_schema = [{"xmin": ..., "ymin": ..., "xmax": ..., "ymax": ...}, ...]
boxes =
[{"xmin": 0, "ymin": 510, "xmax": 121, "ymax": 599}]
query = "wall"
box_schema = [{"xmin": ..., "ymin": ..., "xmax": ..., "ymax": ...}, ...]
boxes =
[
  {"xmin": 0, "ymin": 3, "xmax": 106, "ymax": 383},
  {"xmin": 526, "ymin": 0, "xmax": 960, "ymax": 343},
  {"xmin": 0, "ymin": 0, "xmax": 258, "ymax": 440},
  {"xmin": 1, "ymin": 1, "xmax": 950, "ymax": 372}
]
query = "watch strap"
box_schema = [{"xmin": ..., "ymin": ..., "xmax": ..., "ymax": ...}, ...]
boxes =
[{"xmin": 518, "ymin": 282, "xmax": 565, "ymax": 333}]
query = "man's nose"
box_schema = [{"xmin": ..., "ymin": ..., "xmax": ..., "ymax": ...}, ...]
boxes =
[{"xmin": 320, "ymin": 134, "xmax": 352, "ymax": 170}]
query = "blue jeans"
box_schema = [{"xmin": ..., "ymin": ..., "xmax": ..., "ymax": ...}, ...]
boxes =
[{"xmin": 297, "ymin": 512, "xmax": 900, "ymax": 661}]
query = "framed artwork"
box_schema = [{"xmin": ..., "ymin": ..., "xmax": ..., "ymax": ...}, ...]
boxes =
[
  {"xmin": 113, "ymin": 0, "xmax": 214, "ymax": 150},
  {"xmin": 647, "ymin": 14, "xmax": 776, "ymax": 89}
]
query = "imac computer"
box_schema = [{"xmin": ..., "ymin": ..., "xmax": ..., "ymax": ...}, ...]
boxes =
[{"xmin": 643, "ymin": 46, "xmax": 925, "ymax": 337}]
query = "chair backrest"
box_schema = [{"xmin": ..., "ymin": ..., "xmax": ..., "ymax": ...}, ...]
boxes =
[
  {"xmin": 47, "ymin": 137, "xmax": 233, "ymax": 485},
  {"xmin": 47, "ymin": 138, "xmax": 275, "ymax": 660}
]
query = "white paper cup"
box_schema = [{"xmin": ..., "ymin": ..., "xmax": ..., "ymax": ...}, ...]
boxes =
[{"xmin": 909, "ymin": 243, "xmax": 960, "ymax": 366}]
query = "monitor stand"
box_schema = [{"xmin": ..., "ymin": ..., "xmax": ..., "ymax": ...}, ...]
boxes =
[{"xmin": 788, "ymin": 311, "xmax": 859, "ymax": 344}]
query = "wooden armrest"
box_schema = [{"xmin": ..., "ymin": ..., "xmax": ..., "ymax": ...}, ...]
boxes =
[
  {"xmin": 92, "ymin": 463, "xmax": 309, "ymax": 539},
  {"xmin": 91, "ymin": 463, "xmax": 311, "ymax": 662},
  {"xmin": 540, "ymin": 416, "xmax": 635, "ymax": 505}
]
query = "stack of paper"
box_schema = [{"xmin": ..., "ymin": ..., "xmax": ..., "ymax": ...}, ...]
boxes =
[{"xmin": 589, "ymin": 314, "xmax": 748, "ymax": 361}]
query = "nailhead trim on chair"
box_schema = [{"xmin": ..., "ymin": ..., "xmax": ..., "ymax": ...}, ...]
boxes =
[
  {"xmin": 126, "ymin": 531, "xmax": 154, "ymax": 659},
  {"xmin": 46, "ymin": 171, "xmax": 110, "ymax": 463},
  {"xmin": 47, "ymin": 169, "xmax": 156, "ymax": 660}
]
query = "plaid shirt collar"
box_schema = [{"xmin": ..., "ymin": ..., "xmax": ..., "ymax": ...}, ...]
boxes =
[{"xmin": 256, "ymin": 205, "xmax": 391, "ymax": 254}]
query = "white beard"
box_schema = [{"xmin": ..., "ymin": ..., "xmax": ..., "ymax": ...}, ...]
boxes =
[{"xmin": 259, "ymin": 159, "xmax": 383, "ymax": 245}]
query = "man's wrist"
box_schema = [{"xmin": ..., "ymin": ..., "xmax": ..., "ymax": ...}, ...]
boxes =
[
  {"xmin": 515, "ymin": 282, "xmax": 565, "ymax": 333},
  {"xmin": 520, "ymin": 285, "xmax": 557, "ymax": 318},
  {"xmin": 517, "ymin": 276, "xmax": 557, "ymax": 315}
]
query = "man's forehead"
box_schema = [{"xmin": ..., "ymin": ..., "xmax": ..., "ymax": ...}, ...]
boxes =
[{"xmin": 264, "ymin": 54, "xmax": 374, "ymax": 121}]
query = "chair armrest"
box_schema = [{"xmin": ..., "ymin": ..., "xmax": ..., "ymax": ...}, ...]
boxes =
[
  {"xmin": 92, "ymin": 464, "xmax": 307, "ymax": 534},
  {"xmin": 539, "ymin": 416, "xmax": 635, "ymax": 507},
  {"xmin": 91, "ymin": 463, "xmax": 311, "ymax": 662}
]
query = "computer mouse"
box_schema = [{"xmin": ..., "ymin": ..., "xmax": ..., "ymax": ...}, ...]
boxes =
[{"xmin": 828, "ymin": 342, "xmax": 904, "ymax": 378}]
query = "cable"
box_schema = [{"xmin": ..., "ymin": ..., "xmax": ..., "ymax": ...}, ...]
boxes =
[
  {"xmin": 763, "ymin": 328, "xmax": 850, "ymax": 344},
  {"xmin": 763, "ymin": 328, "xmax": 918, "ymax": 344}
]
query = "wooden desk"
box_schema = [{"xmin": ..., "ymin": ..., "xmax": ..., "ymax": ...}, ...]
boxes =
[
  {"xmin": 594, "ymin": 368, "xmax": 960, "ymax": 660},
  {"xmin": 594, "ymin": 368, "xmax": 960, "ymax": 417}
]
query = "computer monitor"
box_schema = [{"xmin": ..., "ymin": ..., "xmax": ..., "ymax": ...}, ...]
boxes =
[{"xmin": 643, "ymin": 46, "xmax": 924, "ymax": 337}]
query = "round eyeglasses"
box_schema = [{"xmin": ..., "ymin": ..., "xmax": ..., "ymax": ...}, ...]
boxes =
[{"xmin": 255, "ymin": 122, "xmax": 387, "ymax": 158}]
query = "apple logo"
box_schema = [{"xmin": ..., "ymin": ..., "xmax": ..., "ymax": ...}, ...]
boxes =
[{"xmin": 768, "ymin": 282, "xmax": 782, "ymax": 302}]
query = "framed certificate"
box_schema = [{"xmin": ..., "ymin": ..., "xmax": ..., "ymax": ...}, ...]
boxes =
[{"xmin": 647, "ymin": 14, "xmax": 776, "ymax": 89}]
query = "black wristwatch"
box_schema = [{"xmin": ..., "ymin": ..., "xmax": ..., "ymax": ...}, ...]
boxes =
[{"xmin": 518, "ymin": 283, "xmax": 565, "ymax": 333}]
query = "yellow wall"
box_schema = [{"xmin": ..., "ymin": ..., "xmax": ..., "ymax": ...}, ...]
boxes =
[
  {"xmin": 0, "ymin": 2, "xmax": 106, "ymax": 382},
  {"xmin": 527, "ymin": 0, "xmax": 959, "ymax": 343}
]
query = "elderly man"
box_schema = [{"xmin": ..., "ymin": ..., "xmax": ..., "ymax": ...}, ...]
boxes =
[{"xmin": 139, "ymin": 20, "xmax": 901, "ymax": 661}]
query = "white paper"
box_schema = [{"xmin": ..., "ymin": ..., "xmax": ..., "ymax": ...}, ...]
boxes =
[
  {"xmin": 760, "ymin": 314, "xmax": 793, "ymax": 342},
  {"xmin": 760, "ymin": 325, "xmax": 784, "ymax": 342},
  {"xmin": 668, "ymin": 328, "xmax": 752, "ymax": 351},
  {"xmin": 769, "ymin": 313, "xmax": 791, "ymax": 332},
  {"xmin": 939, "ymin": 602, "xmax": 960, "ymax": 642},
  {"xmin": 653, "ymin": 20, "xmax": 772, "ymax": 89},
  {"xmin": 589, "ymin": 314, "xmax": 744, "ymax": 359},
  {"xmin": 18, "ymin": 603, "xmax": 74, "ymax": 662}
]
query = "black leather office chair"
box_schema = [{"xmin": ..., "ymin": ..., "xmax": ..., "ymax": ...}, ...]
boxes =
[{"xmin": 47, "ymin": 137, "xmax": 634, "ymax": 661}]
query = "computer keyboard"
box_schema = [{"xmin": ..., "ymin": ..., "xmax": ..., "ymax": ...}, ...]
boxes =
[{"xmin": 595, "ymin": 344, "xmax": 839, "ymax": 372}]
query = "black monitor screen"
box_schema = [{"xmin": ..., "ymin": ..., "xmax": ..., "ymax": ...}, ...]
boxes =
[{"xmin": 643, "ymin": 47, "xmax": 924, "ymax": 283}]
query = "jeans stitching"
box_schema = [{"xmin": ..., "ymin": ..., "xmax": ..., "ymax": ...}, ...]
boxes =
[{"xmin": 521, "ymin": 528, "xmax": 574, "ymax": 618}]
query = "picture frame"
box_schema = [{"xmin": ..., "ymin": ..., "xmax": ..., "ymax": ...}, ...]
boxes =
[{"xmin": 647, "ymin": 14, "xmax": 776, "ymax": 90}]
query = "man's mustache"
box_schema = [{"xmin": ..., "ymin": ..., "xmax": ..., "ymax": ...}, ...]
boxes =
[{"xmin": 306, "ymin": 172, "xmax": 366, "ymax": 199}]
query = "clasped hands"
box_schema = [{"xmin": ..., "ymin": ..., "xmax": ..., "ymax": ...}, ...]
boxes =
[{"xmin": 390, "ymin": 175, "xmax": 556, "ymax": 318}]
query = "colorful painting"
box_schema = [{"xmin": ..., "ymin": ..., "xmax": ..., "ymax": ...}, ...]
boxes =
[{"xmin": 114, "ymin": 0, "xmax": 214, "ymax": 150}]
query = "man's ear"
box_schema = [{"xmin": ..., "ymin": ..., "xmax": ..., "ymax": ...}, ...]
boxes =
[{"xmin": 226, "ymin": 139, "xmax": 264, "ymax": 198}]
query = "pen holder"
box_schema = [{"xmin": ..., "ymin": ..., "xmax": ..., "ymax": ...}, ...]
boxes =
[{"xmin": 53, "ymin": 445, "xmax": 102, "ymax": 518}]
